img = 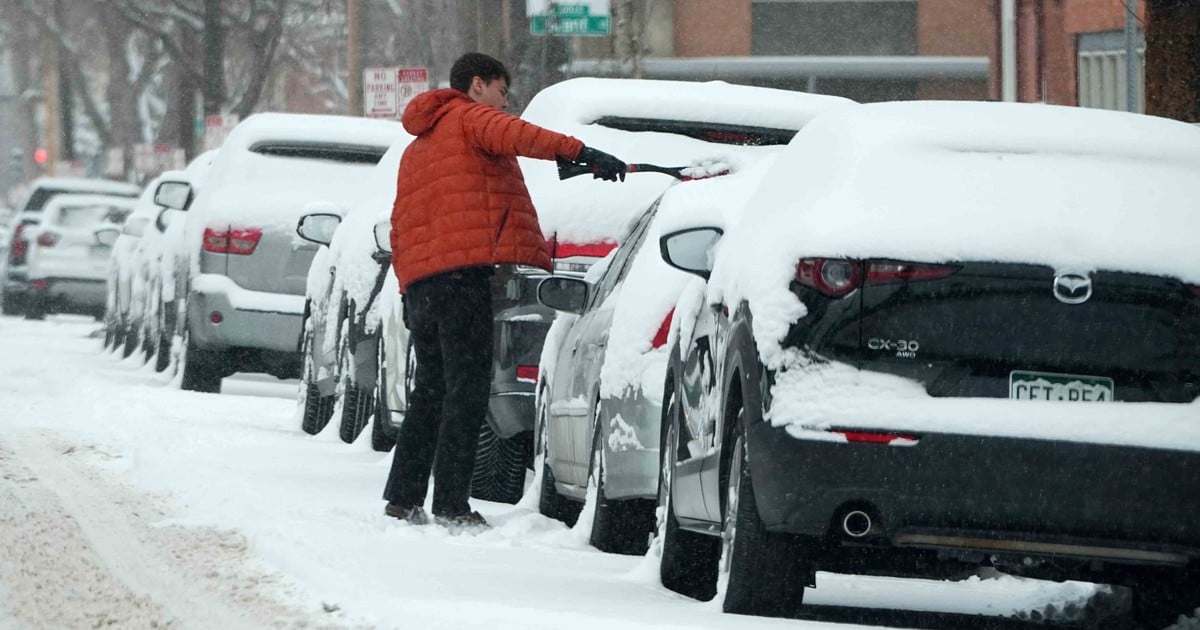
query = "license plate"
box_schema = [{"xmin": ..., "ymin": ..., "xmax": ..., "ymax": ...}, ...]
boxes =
[{"xmin": 1009, "ymin": 370, "xmax": 1114, "ymax": 402}]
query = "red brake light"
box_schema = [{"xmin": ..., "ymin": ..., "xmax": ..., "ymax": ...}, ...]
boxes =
[
  {"xmin": 516, "ymin": 365, "xmax": 539, "ymax": 383},
  {"xmin": 831, "ymin": 429, "xmax": 919, "ymax": 446},
  {"xmin": 795, "ymin": 258, "xmax": 862, "ymax": 297},
  {"xmin": 36, "ymin": 231, "xmax": 60, "ymax": 247},
  {"xmin": 203, "ymin": 227, "xmax": 229, "ymax": 253},
  {"xmin": 865, "ymin": 261, "xmax": 959, "ymax": 284},
  {"xmin": 651, "ymin": 308, "xmax": 675, "ymax": 349},
  {"xmin": 227, "ymin": 228, "xmax": 262, "ymax": 255},
  {"xmin": 549, "ymin": 238, "xmax": 617, "ymax": 259}
]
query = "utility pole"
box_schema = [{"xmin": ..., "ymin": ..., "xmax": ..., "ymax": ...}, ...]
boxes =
[
  {"xmin": 1000, "ymin": 0, "xmax": 1017, "ymax": 101},
  {"xmin": 347, "ymin": 0, "xmax": 363, "ymax": 116},
  {"xmin": 42, "ymin": 37, "xmax": 59, "ymax": 176},
  {"xmin": 1124, "ymin": 0, "xmax": 1139, "ymax": 111}
]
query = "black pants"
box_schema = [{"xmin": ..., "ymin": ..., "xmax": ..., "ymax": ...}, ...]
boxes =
[{"xmin": 383, "ymin": 267, "xmax": 493, "ymax": 516}]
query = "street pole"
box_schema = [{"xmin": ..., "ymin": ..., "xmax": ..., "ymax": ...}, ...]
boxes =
[
  {"xmin": 1000, "ymin": 0, "xmax": 1017, "ymax": 102},
  {"xmin": 1124, "ymin": 0, "xmax": 1138, "ymax": 112},
  {"xmin": 347, "ymin": 0, "xmax": 363, "ymax": 116},
  {"xmin": 42, "ymin": 37, "xmax": 59, "ymax": 176}
]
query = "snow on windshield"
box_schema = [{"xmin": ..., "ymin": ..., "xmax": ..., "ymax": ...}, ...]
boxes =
[{"xmin": 520, "ymin": 78, "xmax": 855, "ymax": 246}]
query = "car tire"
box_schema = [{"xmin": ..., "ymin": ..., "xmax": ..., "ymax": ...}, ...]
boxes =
[
  {"xmin": 720, "ymin": 407, "xmax": 811, "ymax": 619},
  {"xmin": 658, "ymin": 394, "xmax": 720, "ymax": 600},
  {"xmin": 153, "ymin": 302, "xmax": 173, "ymax": 373},
  {"xmin": 298, "ymin": 316, "xmax": 334, "ymax": 434},
  {"xmin": 470, "ymin": 422, "xmax": 531, "ymax": 505},
  {"xmin": 121, "ymin": 325, "xmax": 138, "ymax": 358},
  {"xmin": 0, "ymin": 291, "xmax": 24, "ymax": 316},
  {"xmin": 180, "ymin": 329, "xmax": 224, "ymax": 393},
  {"xmin": 23, "ymin": 294, "xmax": 45, "ymax": 320},
  {"xmin": 537, "ymin": 393, "xmax": 583, "ymax": 526},
  {"xmin": 370, "ymin": 332, "xmax": 399, "ymax": 452},
  {"xmin": 587, "ymin": 406, "xmax": 655, "ymax": 555},
  {"xmin": 337, "ymin": 326, "xmax": 375, "ymax": 444}
]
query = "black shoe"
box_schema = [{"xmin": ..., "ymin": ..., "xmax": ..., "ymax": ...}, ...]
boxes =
[
  {"xmin": 384, "ymin": 502, "xmax": 429, "ymax": 525},
  {"xmin": 434, "ymin": 510, "xmax": 489, "ymax": 533}
]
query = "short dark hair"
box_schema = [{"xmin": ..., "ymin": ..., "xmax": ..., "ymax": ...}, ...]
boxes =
[{"xmin": 449, "ymin": 53, "xmax": 511, "ymax": 93}]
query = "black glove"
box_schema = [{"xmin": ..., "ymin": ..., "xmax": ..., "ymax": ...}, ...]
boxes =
[{"xmin": 575, "ymin": 146, "xmax": 627, "ymax": 182}]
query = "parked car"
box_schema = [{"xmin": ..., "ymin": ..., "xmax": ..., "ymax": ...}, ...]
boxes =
[
  {"xmin": 160, "ymin": 113, "xmax": 406, "ymax": 393},
  {"xmin": 105, "ymin": 173, "xmax": 174, "ymax": 354},
  {"xmin": 23, "ymin": 194, "xmax": 137, "ymax": 319},
  {"xmin": 1, "ymin": 177, "xmax": 139, "ymax": 315},
  {"xmin": 531, "ymin": 81, "xmax": 854, "ymax": 552},
  {"xmin": 656, "ymin": 101, "xmax": 1200, "ymax": 625}
]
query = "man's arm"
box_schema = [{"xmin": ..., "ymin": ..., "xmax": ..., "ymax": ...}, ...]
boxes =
[{"xmin": 460, "ymin": 104, "xmax": 583, "ymax": 162}]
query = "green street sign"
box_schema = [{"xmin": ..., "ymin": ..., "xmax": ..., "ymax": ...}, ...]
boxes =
[{"xmin": 530, "ymin": 4, "xmax": 610, "ymax": 36}]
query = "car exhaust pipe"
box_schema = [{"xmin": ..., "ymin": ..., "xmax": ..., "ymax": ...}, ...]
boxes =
[{"xmin": 842, "ymin": 510, "xmax": 873, "ymax": 538}]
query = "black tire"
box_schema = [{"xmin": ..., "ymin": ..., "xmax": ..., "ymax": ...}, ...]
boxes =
[
  {"xmin": 298, "ymin": 317, "xmax": 334, "ymax": 434},
  {"xmin": 336, "ymin": 320, "xmax": 375, "ymax": 444},
  {"xmin": 1, "ymin": 291, "xmax": 24, "ymax": 316},
  {"xmin": 658, "ymin": 394, "xmax": 720, "ymax": 600},
  {"xmin": 470, "ymin": 422, "xmax": 531, "ymax": 505},
  {"xmin": 371, "ymin": 332, "xmax": 398, "ymax": 451},
  {"xmin": 23, "ymin": 294, "xmax": 45, "ymax": 320},
  {"xmin": 153, "ymin": 302, "xmax": 173, "ymax": 373},
  {"xmin": 1131, "ymin": 572, "xmax": 1200, "ymax": 629},
  {"xmin": 121, "ymin": 325, "xmax": 138, "ymax": 358},
  {"xmin": 537, "ymin": 392, "xmax": 583, "ymax": 525},
  {"xmin": 587, "ymin": 407, "xmax": 655, "ymax": 555},
  {"xmin": 720, "ymin": 407, "xmax": 812, "ymax": 618},
  {"xmin": 180, "ymin": 329, "xmax": 224, "ymax": 393}
]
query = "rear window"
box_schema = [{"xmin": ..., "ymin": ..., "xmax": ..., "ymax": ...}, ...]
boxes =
[
  {"xmin": 248, "ymin": 141, "xmax": 388, "ymax": 164},
  {"xmin": 54, "ymin": 205, "xmax": 131, "ymax": 228},
  {"xmin": 593, "ymin": 117, "xmax": 797, "ymax": 146}
]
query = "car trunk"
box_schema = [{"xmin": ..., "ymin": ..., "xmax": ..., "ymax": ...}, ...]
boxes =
[
  {"xmin": 814, "ymin": 261, "xmax": 1200, "ymax": 403},
  {"xmin": 224, "ymin": 227, "xmax": 320, "ymax": 295}
]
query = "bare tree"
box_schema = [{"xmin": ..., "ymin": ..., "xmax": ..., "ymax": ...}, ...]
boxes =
[{"xmin": 1145, "ymin": 0, "xmax": 1200, "ymax": 122}]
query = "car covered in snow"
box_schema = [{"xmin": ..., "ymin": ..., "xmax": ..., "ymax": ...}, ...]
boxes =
[
  {"xmin": 22, "ymin": 194, "xmax": 136, "ymax": 320},
  {"xmin": 655, "ymin": 101, "xmax": 1200, "ymax": 624},
  {"xmin": 530, "ymin": 80, "xmax": 854, "ymax": 553},
  {"xmin": 1, "ymin": 177, "xmax": 139, "ymax": 315},
  {"xmin": 104, "ymin": 173, "xmax": 176, "ymax": 355},
  {"xmin": 164, "ymin": 113, "xmax": 407, "ymax": 393}
]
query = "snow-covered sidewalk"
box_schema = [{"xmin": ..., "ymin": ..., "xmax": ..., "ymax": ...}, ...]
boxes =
[{"xmin": 0, "ymin": 314, "xmax": 1168, "ymax": 629}]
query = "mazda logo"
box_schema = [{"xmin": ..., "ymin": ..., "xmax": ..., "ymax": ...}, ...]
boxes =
[{"xmin": 1053, "ymin": 272, "xmax": 1092, "ymax": 304}]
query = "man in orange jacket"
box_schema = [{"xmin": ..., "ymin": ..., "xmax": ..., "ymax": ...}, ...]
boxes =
[{"xmin": 384, "ymin": 53, "xmax": 626, "ymax": 529}]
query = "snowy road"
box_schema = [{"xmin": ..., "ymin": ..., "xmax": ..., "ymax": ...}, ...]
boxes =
[{"xmin": 0, "ymin": 315, "xmax": 1177, "ymax": 629}]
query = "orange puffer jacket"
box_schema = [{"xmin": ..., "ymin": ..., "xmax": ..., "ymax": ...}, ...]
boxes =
[{"xmin": 390, "ymin": 88, "xmax": 584, "ymax": 292}]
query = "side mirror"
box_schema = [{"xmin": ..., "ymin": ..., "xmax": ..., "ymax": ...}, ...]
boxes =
[
  {"xmin": 296, "ymin": 212, "xmax": 342, "ymax": 246},
  {"xmin": 373, "ymin": 220, "xmax": 391, "ymax": 255},
  {"xmin": 154, "ymin": 180, "xmax": 193, "ymax": 211},
  {"xmin": 537, "ymin": 276, "xmax": 589, "ymax": 314},
  {"xmin": 659, "ymin": 227, "xmax": 724, "ymax": 279},
  {"xmin": 94, "ymin": 227, "xmax": 120, "ymax": 247}
]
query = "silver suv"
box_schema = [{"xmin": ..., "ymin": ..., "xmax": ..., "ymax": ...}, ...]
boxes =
[{"xmin": 163, "ymin": 113, "xmax": 408, "ymax": 392}]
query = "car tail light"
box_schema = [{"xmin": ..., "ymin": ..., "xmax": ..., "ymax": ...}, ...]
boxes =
[
  {"xmin": 203, "ymin": 227, "xmax": 229, "ymax": 253},
  {"xmin": 227, "ymin": 228, "xmax": 262, "ymax": 255},
  {"xmin": 36, "ymin": 231, "xmax": 60, "ymax": 247},
  {"xmin": 30, "ymin": 279, "xmax": 49, "ymax": 291},
  {"xmin": 516, "ymin": 365, "xmax": 538, "ymax": 383},
  {"xmin": 795, "ymin": 258, "xmax": 862, "ymax": 297},
  {"xmin": 865, "ymin": 261, "xmax": 959, "ymax": 284},
  {"xmin": 9, "ymin": 225, "xmax": 27, "ymax": 264},
  {"xmin": 830, "ymin": 428, "xmax": 920, "ymax": 446},
  {"xmin": 651, "ymin": 308, "xmax": 675, "ymax": 349}
]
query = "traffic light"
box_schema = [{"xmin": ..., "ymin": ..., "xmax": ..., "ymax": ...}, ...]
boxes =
[{"xmin": 33, "ymin": 148, "xmax": 48, "ymax": 165}]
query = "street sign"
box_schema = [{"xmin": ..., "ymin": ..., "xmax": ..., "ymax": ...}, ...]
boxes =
[
  {"xmin": 529, "ymin": 2, "xmax": 610, "ymax": 36},
  {"xmin": 364, "ymin": 67, "xmax": 428, "ymax": 119}
]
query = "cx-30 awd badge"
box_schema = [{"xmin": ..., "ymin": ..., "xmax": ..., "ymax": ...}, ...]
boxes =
[{"xmin": 1053, "ymin": 272, "xmax": 1092, "ymax": 304}]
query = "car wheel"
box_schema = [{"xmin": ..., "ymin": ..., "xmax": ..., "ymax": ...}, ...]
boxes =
[
  {"xmin": 587, "ymin": 403, "xmax": 655, "ymax": 555},
  {"xmin": 0, "ymin": 291, "xmax": 24, "ymax": 316},
  {"xmin": 23, "ymin": 293, "xmax": 45, "ymax": 320},
  {"xmin": 337, "ymin": 323, "xmax": 376, "ymax": 444},
  {"xmin": 537, "ymin": 392, "xmax": 583, "ymax": 525},
  {"xmin": 153, "ymin": 301, "xmax": 173, "ymax": 373},
  {"xmin": 298, "ymin": 316, "xmax": 334, "ymax": 434},
  {"xmin": 179, "ymin": 328, "xmax": 224, "ymax": 393},
  {"xmin": 370, "ymin": 331, "xmax": 398, "ymax": 452},
  {"xmin": 121, "ymin": 324, "xmax": 139, "ymax": 358},
  {"xmin": 470, "ymin": 421, "xmax": 531, "ymax": 505},
  {"xmin": 658, "ymin": 393, "xmax": 720, "ymax": 600},
  {"xmin": 719, "ymin": 407, "xmax": 812, "ymax": 619}
]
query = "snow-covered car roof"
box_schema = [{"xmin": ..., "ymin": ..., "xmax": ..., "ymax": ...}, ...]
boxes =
[
  {"xmin": 195, "ymin": 113, "xmax": 408, "ymax": 229},
  {"xmin": 23, "ymin": 176, "xmax": 140, "ymax": 198},
  {"xmin": 520, "ymin": 78, "xmax": 856, "ymax": 246},
  {"xmin": 39, "ymin": 193, "xmax": 138, "ymax": 229},
  {"xmin": 704, "ymin": 100, "xmax": 1200, "ymax": 364}
]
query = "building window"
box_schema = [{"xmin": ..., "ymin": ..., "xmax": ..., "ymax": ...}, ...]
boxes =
[
  {"xmin": 751, "ymin": 0, "xmax": 918, "ymax": 57},
  {"xmin": 1077, "ymin": 30, "xmax": 1144, "ymax": 113}
]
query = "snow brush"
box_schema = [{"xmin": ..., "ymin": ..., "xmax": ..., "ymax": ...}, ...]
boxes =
[{"xmin": 556, "ymin": 158, "xmax": 731, "ymax": 182}]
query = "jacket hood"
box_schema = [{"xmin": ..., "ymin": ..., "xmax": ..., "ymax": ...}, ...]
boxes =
[{"xmin": 402, "ymin": 88, "xmax": 471, "ymax": 136}]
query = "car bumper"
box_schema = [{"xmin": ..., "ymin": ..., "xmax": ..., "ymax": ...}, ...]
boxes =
[
  {"xmin": 188, "ymin": 274, "xmax": 305, "ymax": 352},
  {"xmin": 746, "ymin": 419, "xmax": 1200, "ymax": 567}
]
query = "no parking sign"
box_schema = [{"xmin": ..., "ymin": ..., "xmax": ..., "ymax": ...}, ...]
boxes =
[{"xmin": 364, "ymin": 67, "xmax": 429, "ymax": 119}]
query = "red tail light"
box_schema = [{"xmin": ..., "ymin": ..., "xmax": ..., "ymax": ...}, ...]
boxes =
[
  {"xmin": 865, "ymin": 261, "xmax": 959, "ymax": 284},
  {"xmin": 30, "ymin": 279, "xmax": 49, "ymax": 291},
  {"xmin": 203, "ymin": 227, "xmax": 229, "ymax": 253},
  {"xmin": 9, "ymin": 225, "xmax": 27, "ymax": 264},
  {"xmin": 548, "ymin": 238, "xmax": 617, "ymax": 259},
  {"xmin": 651, "ymin": 308, "xmax": 675, "ymax": 349},
  {"xmin": 831, "ymin": 428, "xmax": 919, "ymax": 446},
  {"xmin": 516, "ymin": 365, "xmax": 539, "ymax": 383},
  {"xmin": 36, "ymin": 231, "xmax": 60, "ymax": 247},
  {"xmin": 203, "ymin": 227, "xmax": 261, "ymax": 255},
  {"xmin": 227, "ymin": 228, "xmax": 262, "ymax": 255},
  {"xmin": 795, "ymin": 258, "xmax": 862, "ymax": 297}
]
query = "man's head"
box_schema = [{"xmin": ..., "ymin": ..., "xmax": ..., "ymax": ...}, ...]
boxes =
[{"xmin": 450, "ymin": 52, "xmax": 510, "ymax": 111}]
